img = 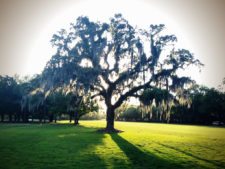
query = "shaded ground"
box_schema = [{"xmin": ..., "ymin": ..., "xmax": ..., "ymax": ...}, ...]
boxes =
[{"xmin": 0, "ymin": 121, "xmax": 225, "ymax": 169}]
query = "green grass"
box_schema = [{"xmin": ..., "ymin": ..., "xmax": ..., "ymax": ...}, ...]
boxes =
[{"xmin": 0, "ymin": 121, "xmax": 225, "ymax": 169}]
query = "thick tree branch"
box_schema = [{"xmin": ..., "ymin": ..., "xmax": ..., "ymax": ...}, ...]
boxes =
[
  {"xmin": 91, "ymin": 93, "xmax": 101, "ymax": 99},
  {"xmin": 113, "ymin": 79, "xmax": 153, "ymax": 109},
  {"xmin": 111, "ymin": 55, "xmax": 146, "ymax": 91}
]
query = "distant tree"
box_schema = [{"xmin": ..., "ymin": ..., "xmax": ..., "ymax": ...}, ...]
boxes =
[
  {"xmin": 20, "ymin": 74, "xmax": 44, "ymax": 122},
  {"xmin": 117, "ymin": 106, "xmax": 142, "ymax": 121},
  {"xmin": 41, "ymin": 14, "xmax": 202, "ymax": 132},
  {"xmin": 115, "ymin": 103, "xmax": 129, "ymax": 120},
  {"xmin": 74, "ymin": 95, "xmax": 99, "ymax": 124},
  {"xmin": 170, "ymin": 86, "xmax": 225, "ymax": 124},
  {"xmin": 62, "ymin": 91, "xmax": 98, "ymax": 125},
  {"xmin": 0, "ymin": 75, "xmax": 21, "ymax": 122},
  {"xmin": 46, "ymin": 89, "xmax": 69, "ymax": 123},
  {"xmin": 198, "ymin": 87, "xmax": 225, "ymax": 124},
  {"xmin": 45, "ymin": 89, "xmax": 98, "ymax": 124}
]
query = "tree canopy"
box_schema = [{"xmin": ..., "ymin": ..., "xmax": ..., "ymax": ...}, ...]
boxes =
[{"xmin": 40, "ymin": 14, "xmax": 202, "ymax": 132}]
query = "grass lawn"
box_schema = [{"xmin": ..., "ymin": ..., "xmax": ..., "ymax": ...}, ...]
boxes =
[{"xmin": 0, "ymin": 121, "xmax": 225, "ymax": 169}]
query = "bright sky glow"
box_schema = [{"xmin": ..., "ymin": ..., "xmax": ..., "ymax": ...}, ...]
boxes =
[
  {"xmin": 0, "ymin": 0, "xmax": 224, "ymax": 88},
  {"xmin": 27, "ymin": 0, "xmax": 190, "ymax": 76}
]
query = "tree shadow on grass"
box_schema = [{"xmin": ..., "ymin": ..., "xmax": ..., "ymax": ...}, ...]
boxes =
[
  {"xmin": 0, "ymin": 123, "xmax": 108, "ymax": 169},
  {"xmin": 37, "ymin": 124, "xmax": 108, "ymax": 169},
  {"xmin": 156, "ymin": 142, "xmax": 225, "ymax": 169},
  {"xmin": 110, "ymin": 133, "xmax": 185, "ymax": 169}
]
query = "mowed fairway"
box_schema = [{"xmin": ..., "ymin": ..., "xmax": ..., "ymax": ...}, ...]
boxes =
[{"xmin": 0, "ymin": 121, "xmax": 225, "ymax": 169}]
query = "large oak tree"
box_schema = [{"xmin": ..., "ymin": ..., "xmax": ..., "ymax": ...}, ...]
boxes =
[{"xmin": 42, "ymin": 14, "xmax": 202, "ymax": 132}]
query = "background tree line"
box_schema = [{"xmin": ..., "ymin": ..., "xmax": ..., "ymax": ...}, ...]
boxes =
[
  {"xmin": 116, "ymin": 85, "xmax": 225, "ymax": 125},
  {"xmin": 0, "ymin": 74, "xmax": 224, "ymax": 125},
  {"xmin": 0, "ymin": 75, "xmax": 98, "ymax": 124}
]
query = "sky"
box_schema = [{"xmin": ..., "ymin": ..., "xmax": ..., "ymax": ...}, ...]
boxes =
[{"xmin": 0, "ymin": 0, "xmax": 224, "ymax": 88}]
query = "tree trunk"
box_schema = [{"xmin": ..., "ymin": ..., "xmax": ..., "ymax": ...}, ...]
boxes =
[
  {"xmin": 14, "ymin": 114, "xmax": 17, "ymax": 123},
  {"xmin": 69, "ymin": 112, "xmax": 72, "ymax": 123},
  {"xmin": 43, "ymin": 111, "xmax": 46, "ymax": 123},
  {"xmin": 39, "ymin": 116, "xmax": 42, "ymax": 123},
  {"xmin": 74, "ymin": 118, "xmax": 79, "ymax": 125},
  {"xmin": 166, "ymin": 113, "xmax": 170, "ymax": 123},
  {"xmin": 22, "ymin": 112, "xmax": 28, "ymax": 123},
  {"xmin": 165, "ymin": 78, "xmax": 170, "ymax": 123},
  {"xmin": 54, "ymin": 114, "xmax": 57, "ymax": 123},
  {"xmin": 25, "ymin": 113, "xmax": 28, "ymax": 123},
  {"xmin": 32, "ymin": 114, "xmax": 34, "ymax": 122},
  {"xmin": 22, "ymin": 112, "xmax": 25, "ymax": 122},
  {"xmin": 17, "ymin": 113, "xmax": 21, "ymax": 122},
  {"xmin": 74, "ymin": 111, "xmax": 79, "ymax": 125},
  {"xmin": 1, "ymin": 113, "xmax": 4, "ymax": 122},
  {"xmin": 106, "ymin": 107, "xmax": 115, "ymax": 131},
  {"xmin": 49, "ymin": 114, "xmax": 53, "ymax": 123},
  {"xmin": 9, "ymin": 114, "xmax": 12, "ymax": 123}
]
